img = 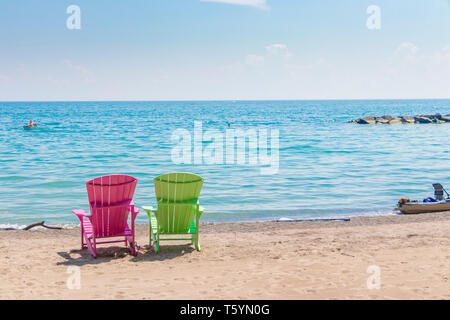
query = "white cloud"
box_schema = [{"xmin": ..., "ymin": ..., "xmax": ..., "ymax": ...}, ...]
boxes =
[
  {"xmin": 245, "ymin": 54, "xmax": 265, "ymax": 67},
  {"xmin": 200, "ymin": 0, "xmax": 268, "ymax": 10},
  {"xmin": 393, "ymin": 42, "xmax": 420, "ymax": 64},
  {"xmin": 430, "ymin": 44, "xmax": 450, "ymax": 65},
  {"xmin": 265, "ymin": 44, "xmax": 292, "ymax": 58},
  {"xmin": 395, "ymin": 42, "xmax": 419, "ymax": 56},
  {"xmin": 63, "ymin": 59, "xmax": 94, "ymax": 83},
  {"xmin": 379, "ymin": 42, "xmax": 450, "ymax": 98},
  {"xmin": 244, "ymin": 43, "xmax": 292, "ymax": 68},
  {"xmin": 244, "ymin": 44, "xmax": 294, "ymax": 70}
]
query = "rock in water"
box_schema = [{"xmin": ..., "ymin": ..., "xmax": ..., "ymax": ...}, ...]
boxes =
[
  {"xmin": 401, "ymin": 116, "xmax": 415, "ymax": 123},
  {"xmin": 415, "ymin": 116, "xmax": 433, "ymax": 124},
  {"xmin": 350, "ymin": 113, "xmax": 449, "ymax": 125},
  {"xmin": 375, "ymin": 117, "xmax": 389, "ymax": 124},
  {"xmin": 357, "ymin": 116, "xmax": 376, "ymax": 124},
  {"xmin": 388, "ymin": 118, "xmax": 402, "ymax": 124}
]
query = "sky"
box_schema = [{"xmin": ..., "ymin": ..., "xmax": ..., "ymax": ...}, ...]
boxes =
[{"xmin": 0, "ymin": 0, "xmax": 449, "ymax": 101}]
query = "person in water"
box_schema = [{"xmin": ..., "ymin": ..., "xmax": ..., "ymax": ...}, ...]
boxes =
[{"xmin": 27, "ymin": 120, "xmax": 37, "ymax": 127}]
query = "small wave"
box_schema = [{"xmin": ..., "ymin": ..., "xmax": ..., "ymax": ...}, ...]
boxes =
[
  {"xmin": 0, "ymin": 223, "xmax": 27, "ymax": 230},
  {"xmin": 0, "ymin": 222, "xmax": 78, "ymax": 231},
  {"xmin": 0, "ymin": 175, "xmax": 29, "ymax": 181},
  {"xmin": 34, "ymin": 181, "xmax": 77, "ymax": 188}
]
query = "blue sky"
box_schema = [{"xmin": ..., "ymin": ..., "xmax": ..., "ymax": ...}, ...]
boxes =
[{"xmin": 0, "ymin": 0, "xmax": 449, "ymax": 100}]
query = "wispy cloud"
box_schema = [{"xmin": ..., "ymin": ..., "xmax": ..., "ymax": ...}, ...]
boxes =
[
  {"xmin": 265, "ymin": 44, "xmax": 292, "ymax": 59},
  {"xmin": 394, "ymin": 42, "xmax": 420, "ymax": 64},
  {"xmin": 245, "ymin": 54, "xmax": 265, "ymax": 67},
  {"xmin": 0, "ymin": 75, "xmax": 9, "ymax": 82},
  {"xmin": 245, "ymin": 43, "xmax": 292, "ymax": 67},
  {"xmin": 63, "ymin": 59, "xmax": 94, "ymax": 83},
  {"xmin": 395, "ymin": 42, "xmax": 419, "ymax": 55},
  {"xmin": 200, "ymin": 0, "xmax": 268, "ymax": 10}
]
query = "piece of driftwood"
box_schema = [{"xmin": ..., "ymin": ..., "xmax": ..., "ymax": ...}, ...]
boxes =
[{"xmin": 0, "ymin": 221, "xmax": 62, "ymax": 231}]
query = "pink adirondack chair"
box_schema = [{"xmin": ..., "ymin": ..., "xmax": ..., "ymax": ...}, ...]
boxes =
[{"xmin": 72, "ymin": 175, "xmax": 139, "ymax": 258}]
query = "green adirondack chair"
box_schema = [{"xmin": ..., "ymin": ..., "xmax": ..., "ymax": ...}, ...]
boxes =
[{"xmin": 142, "ymin": 173, "xmax": 204, "ymax": 253}]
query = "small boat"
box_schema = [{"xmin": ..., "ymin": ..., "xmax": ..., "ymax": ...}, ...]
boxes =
[{"xmin": 396, "ymin": 183, "xmax": 450, "ymax": 214}]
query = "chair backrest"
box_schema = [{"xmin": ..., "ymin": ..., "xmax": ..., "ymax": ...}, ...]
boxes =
[
  {"xmin": 154, "ymin": 173, "xmax": 203, "ymax": 234},
  {"xmin": 433, "ymin": 183, "xmax": 444, "ymax": 200},
  {"xmin": 154, "ymin": 173, "xmax": 203, "ymax": 203},
  {"xmin": 86, "ymin": 175, "xmax": 137, "ymax": 237}
]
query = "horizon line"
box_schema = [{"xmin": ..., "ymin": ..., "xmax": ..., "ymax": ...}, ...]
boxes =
[{"xmin": 1, "ymin": 97, "xmax": 450, "ymax": 103}]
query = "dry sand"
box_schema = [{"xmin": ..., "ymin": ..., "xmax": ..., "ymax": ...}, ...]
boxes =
[{"xmin": 1, "ymin": 212, "xmax": 450, "ymax": 299}]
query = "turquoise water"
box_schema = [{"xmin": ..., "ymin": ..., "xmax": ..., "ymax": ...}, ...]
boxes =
[{"xmin": 1, "ymin": 100, "xmax": 449, "ymax": 226}]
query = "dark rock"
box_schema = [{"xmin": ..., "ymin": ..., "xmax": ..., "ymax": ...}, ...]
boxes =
[
  {"xmin": 357, "ymin": 116, "xmax": 376, "ymax": 124},
  {"xmin": 388, "ymin": 118, "xmax": 402, "ymax": 124},
  {"xmin": 401, "ymin": 116, "xmax": 415, "ymax": 123},
  {"xmin": 375, "ymin": 117, "xmax": 389, "ymax": 124},
  {"xmin": 419, "ymin": 114, "xmax": 441, "ymax": 120},
  {"xmin": 415, "ymin": 116, "xmax": 433, "ymax": 124},
  {"xmin": 350, "ymin": 113, "xmax": 448, "ymax": 125}
]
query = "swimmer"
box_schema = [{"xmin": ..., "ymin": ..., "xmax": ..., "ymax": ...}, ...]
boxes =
[
  {"xmin": 24, "ymin": 120, "xmax": 37, "ymax": 129},
  {"xmin": 227, "ymin": 118, "xmax": 231, "ymax": 128}
]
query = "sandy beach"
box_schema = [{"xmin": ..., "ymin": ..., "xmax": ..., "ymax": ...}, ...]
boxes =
[{"xmin": 1, "ymin": 212, "xmax": 450, "ymax": 300}]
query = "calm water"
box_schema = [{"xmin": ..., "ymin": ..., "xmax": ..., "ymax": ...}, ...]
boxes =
[{"xmin": 1, "ymin": 100, "xmax": 449, "ymax": 226}]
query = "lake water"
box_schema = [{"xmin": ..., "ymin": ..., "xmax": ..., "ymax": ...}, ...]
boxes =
[{"xmin": 1, "ymin": 99, "xmax": 449, "ymax": 226}]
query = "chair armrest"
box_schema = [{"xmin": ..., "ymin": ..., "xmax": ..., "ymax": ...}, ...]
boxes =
[
  {"xmin": 142, "ymin": 206, "xmax": 157, "ymax": 214},
  {"xmin": 72, "ymin": 209, "xmax": 91, "ymax": 221},
  {"xmin": 72, "ymin": 209, "xmax": 90, "ymax": 216},
  {"xmin": 132, "ymin": 207, "xmax": 140, "ymax": 214}
]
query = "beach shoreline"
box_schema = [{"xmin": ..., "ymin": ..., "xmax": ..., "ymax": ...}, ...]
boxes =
[
  {"xmin": 1, "ymin": 212, "xmax": 450, "ymax": 299},
  {"xmin": 0, "ymin": 210, "xmax": 399, "ymax": 231}
]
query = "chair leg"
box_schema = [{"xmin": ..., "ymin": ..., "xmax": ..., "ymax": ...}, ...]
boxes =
[
  {"xmin": 194, "ymin": 234, "xmax": 201, "ymax": 252},
  {"xmin": 127, "ymin": 236, "xmax": 138, "ymax": 256},
  {"xmin": 85, "ymin": 235, "xmax": 97, "ymax": 258},
  {"xmin": 149, "ymin": 225, "xmax": 153, "ymax": 248},
  {"xmin": 81, "ymin": 231, "xmax": 85, "ymax": 250},
  {"xmin": 154, "ymin": 233, "xmax": 160, "ymax": 253},
  {"xmin": 80, "ymin": 224, "xmax": 86, "ymax": 250}
]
